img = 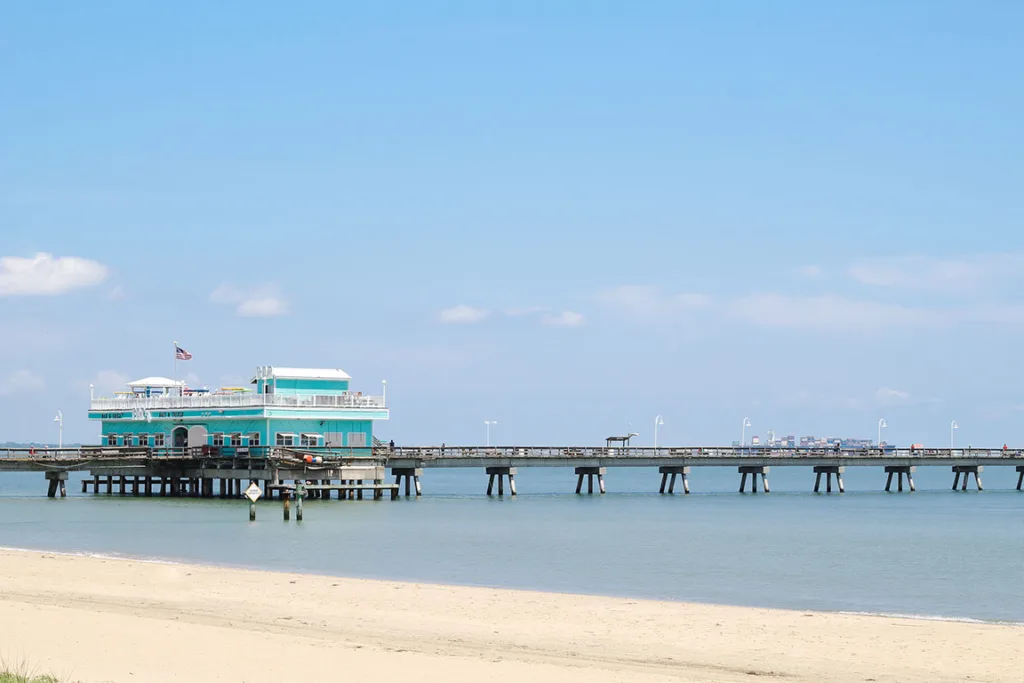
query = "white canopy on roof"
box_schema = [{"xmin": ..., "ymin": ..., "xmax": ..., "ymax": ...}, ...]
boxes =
[
  {"xmin": 127, "ymin": 377, "xmax": 186, "ymax": 388},
  {"xmin": 251, "ymin": 366, "xmax": 351, "ymax": 383}
]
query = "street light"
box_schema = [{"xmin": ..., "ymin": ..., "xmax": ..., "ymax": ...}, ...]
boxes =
[
  {"xmin": 950, "ymin": 420, "xmax": 958, "ymax": 450},
  {"xmin": 653, "ymin": 415, "xmax": 664, "ymax": 449},
  {"xmin": 878, "ymin": 418, "xmax": 887, "ymax": 449},
  {"xmin": 741, "ymin": 417, "xmax": 751, "ymax": 447},
  {"xmin": 382, "ymin": 379, "xmax": 387, "ymax": 407},
  {"xmin": 53, "ymin": 411, "xmax": 63, "ymax": 449},
  {"xmin": 484, "ymin": 420, "xmax": 498, "ymax": 447}
]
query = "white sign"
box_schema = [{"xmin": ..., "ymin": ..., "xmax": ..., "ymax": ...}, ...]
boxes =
[{"xmin": 244, "ymin": 482, "xmax": 262, "ymax": 503}]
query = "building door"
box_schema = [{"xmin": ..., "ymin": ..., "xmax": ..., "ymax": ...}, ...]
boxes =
[
  {"xmin": 172, "ymin": 427, "xmax": 188, "ymax": 448},
  {"xmin": 187, "ymin": 425, "xmax": 208, "ymax": 448}
]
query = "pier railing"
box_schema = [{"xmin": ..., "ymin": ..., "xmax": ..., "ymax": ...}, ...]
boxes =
[
  {"xmin": 89, "ymin": 392, "xmax": 386, "ymax": 411},
  {"xmin": 4, "ymin": 444, "xmax": 1024, "ymax": 464},
  {"xmin": 382, "ymin": 445, "xmax": 1024, "ymax": 460}
]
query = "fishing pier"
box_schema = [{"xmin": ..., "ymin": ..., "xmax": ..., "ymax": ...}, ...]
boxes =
[{"xmin": 2, "ymin": 444, "xmax": 1024, "ymax": 500}]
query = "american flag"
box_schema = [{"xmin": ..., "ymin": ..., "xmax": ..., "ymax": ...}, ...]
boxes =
[{"xmin": 175, "ymin": 345, "xmax": 193, "ymax": 360}]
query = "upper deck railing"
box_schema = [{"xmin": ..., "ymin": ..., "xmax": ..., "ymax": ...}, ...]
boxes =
[{"xmin": 89, "ymin": 392, "xmax": 387, "ymax": 412}]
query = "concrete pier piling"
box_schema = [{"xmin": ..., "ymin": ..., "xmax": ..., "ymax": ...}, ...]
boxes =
[
  {"xmin": 391, "ymin": 467, "xmax": 423, "ymax": 497},
  {"xmin": 813, "ymin": 466, "xmax": 845, "ymax": 493},
  {"xmin": 45, "ymin": 471, "xmax": 68, "ymax": 498},
  {"xmin": 738, "ymin": 466, "xmax": 769, "ymax": 493},
  {"xmin": 486, "ymin": 466, "xmax": 517, "ymax": 496},
  {"xmin": 884, "ymin": 465, "xmax": 915, "ymax": 492},
  {"xmin": 952, "ymin": 465, "xmax": 983, "ymax": 491},
  {"xmin": 575, "ymin": 466, "xmax": 606, "ymax": 494},
  {"xmin": 1017, "ymin": 466, "xmax": 1024, "ymax": 491},
  {"xmin": 659, "ymin": 466, "xmax": 690, "ymax": 494}
]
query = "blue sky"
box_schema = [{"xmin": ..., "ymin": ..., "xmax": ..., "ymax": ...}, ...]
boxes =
[{"xmin": 2, "ymin": 1, "xmax": 1022, "ymax": 446}]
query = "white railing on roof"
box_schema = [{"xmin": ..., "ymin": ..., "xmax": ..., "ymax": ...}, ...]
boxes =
[{"xmin": 90, "ymin": 393, "xmax": 386, "ymax": 411}]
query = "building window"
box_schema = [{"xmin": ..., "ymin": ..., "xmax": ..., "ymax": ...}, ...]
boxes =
[
  {"xmin": 230, "ymin": 433, "xmax": 242, "ymax": 447},
  {"xmin": 249, "ymin": 432, "xmax": 260, "ymax": 446},
  {"xmin": 107, "ymin": 434, "xmax": 117, "ymax": 446},
  {"xmin": 212, "ymin": 433, "xmax": 225, "ymax": 447},
  {"xmin": 138, "ymin": 433, "xmax": 149, "ymax": 447},
  {"xmin": 154, "ymin": 433, "xmax": 165, "ymax": 447},
  {"xmin": 347, "ymin": 432, "xmax": 367, "ymax": 447},
  {"xmin": 276, "ymin": 433, "xmax": 294, "ymax": 447},
  {"xmin": 122, "ymin": 435, "xmax": 134, "ymax": 446},
  {"xmin": 300, "ymin": 433, "xmax": 319, "ymax": 447}
]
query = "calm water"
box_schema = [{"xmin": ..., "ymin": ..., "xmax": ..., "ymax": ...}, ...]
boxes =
[{"xmin": 1, "ymin": 465, "xmax": 1022, "ymax": 622}]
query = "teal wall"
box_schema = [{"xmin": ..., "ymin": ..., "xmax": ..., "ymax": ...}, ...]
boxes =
[{"xmin": 99, "ymin": 416, "xmax": 374, "ymax": 448}]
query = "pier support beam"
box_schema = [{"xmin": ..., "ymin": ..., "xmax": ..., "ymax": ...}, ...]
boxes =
[
  {"xmin": 813, "ymin": 466, "xmax": 845, "ymax": 493},
  {"xmin": 391, "ymin": 467, "xmax": 423, "ymax": 497},
  {"xmin": 45, "ymin": 471, "xmax": 68, "ymax": 498},
  {"xmin": 486, "ymin": 467, "xmax": 517, "ymax": 497},
  {"xmin": 884, "ymin": 466, "xmax": 915, "ymax": 493},
  {"xmin": 575, "ymin": 466, "xmax": 606, "ymax": 495},
  {"xmin": 658, "ymin": 466, "xmax": 690, "ymax": 494},
  {"xmin": 952, "ymin": 465, "xmax": 983, "ymax": 491},
  {"xmin": 738, "ymin": 466, "xmax": 770, "ymax": 493},
  {"xmin": 1017, "ymin": 466, "xmax": 1024, "ymax": 491}
]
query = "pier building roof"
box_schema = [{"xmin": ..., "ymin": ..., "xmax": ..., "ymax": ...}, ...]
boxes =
[
  {"xmin": 252, "ymin": 367, "xmax": 351, "ymax": 382},
  {"xmin": 127, "ymin": 377, "xmax": 185, "ymax": 389}
]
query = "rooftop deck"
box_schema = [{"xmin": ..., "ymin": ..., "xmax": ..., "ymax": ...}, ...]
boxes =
[{"xmin": 89, "ymin": 392, "xmax": 386, "ymax": 411}]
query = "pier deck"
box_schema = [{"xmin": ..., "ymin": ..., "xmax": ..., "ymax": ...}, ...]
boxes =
[{"xmin": 2, "ymin": 445, "xmax": 1023, "ymax": 498}]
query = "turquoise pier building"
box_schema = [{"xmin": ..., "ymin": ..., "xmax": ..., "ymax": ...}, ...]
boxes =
[{"xmin": 88, "ymin": 366, "xmax": 388, "ymax": 453}]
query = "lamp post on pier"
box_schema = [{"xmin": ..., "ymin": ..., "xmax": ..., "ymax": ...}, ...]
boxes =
[
  {"xmin": 654, "ymin": 415, "xmax": 664, "ymax": 450},
  {"xmin": 382, "ymin": 379, "xmax": 387, "ymax": 407},
  {"xmin": 53, "ymin": 411, "xmax": 63, "ymax": 449},
  {"xmin": 878, "ymin": 418, "xmax": 887, "ymax": 450},
  {"xmin": 741, "ymin": 417, "xmax": 751, "ymax": 447},
  {"xmin": 484, "ymin": 420, "xmax": 498, "ymax": 447},
  {"xmin": 950, "ymin": 420, "xmax": 958, "ymax": 450}
]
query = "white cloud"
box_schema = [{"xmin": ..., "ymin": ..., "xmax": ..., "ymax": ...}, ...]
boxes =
[
  {"xmin": 238, "ymin": 297, "xmax": 288, "ymax": 317},
  {"xmin": 848, "ymin": 254, "xmax": 1024, "ymax": 294},
  {"xmin": 210, "ymin": 283, "xmax": 288, "ymax": 318},
  {"xmin": 874, "ymin": 387, "xmax": 911, "ymax": 406},
  {"xmin": 209, "ymin": 284, "xmax": 243, "ymax": 305},
  {"xmin": 726, "ymin": 293, "xmax": 934, "ymax": 331},
  {"xmin": 0, "ymin": 253, "xmax": 108, "ymax": 296},
  {"xmin": 86, "ymin": 370, "xmax": 132, "ymax": 396},
  {"xmin": 541, "ymin": 310, "xmax": 585, "ymax": 327},
  {"xmin": 106, "ymin": 284, "xmax": 126, "ymax": 301},
  {"xmin": 596, "ymin": 286, "xmax": 712, "ymax": 320},
  {"xmin": 439, "ymin": 305, "xmax": 490, "ymax": 323},
  {"xmin": 0, "ymin": 369, "xmax": 46, "ymax": 395}
]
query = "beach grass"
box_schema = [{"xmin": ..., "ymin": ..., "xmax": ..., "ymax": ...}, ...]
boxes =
[{"xmin": 0, "ymin": 673, "xmax": 63, "ymax": 683}]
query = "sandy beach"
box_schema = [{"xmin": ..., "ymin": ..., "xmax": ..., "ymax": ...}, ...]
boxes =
[{"xmin": 0, "ymin": 549, "xmax": 1020, "ymax": 683}]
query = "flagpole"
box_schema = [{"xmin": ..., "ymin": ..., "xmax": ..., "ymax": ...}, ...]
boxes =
[{"xmin": 173, "ymin": 340, "xmax": 178, "ymax": 395}]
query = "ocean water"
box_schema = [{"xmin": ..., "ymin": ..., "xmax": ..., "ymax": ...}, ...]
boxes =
[{"xmin": 1, "ymin": 465, "xmax": 1022, "ymax": 623}]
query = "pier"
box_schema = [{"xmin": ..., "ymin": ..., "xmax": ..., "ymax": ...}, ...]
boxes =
[{"xmin": 3, "ymin": 444, "xmax": 1024, "ymax": 500}]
